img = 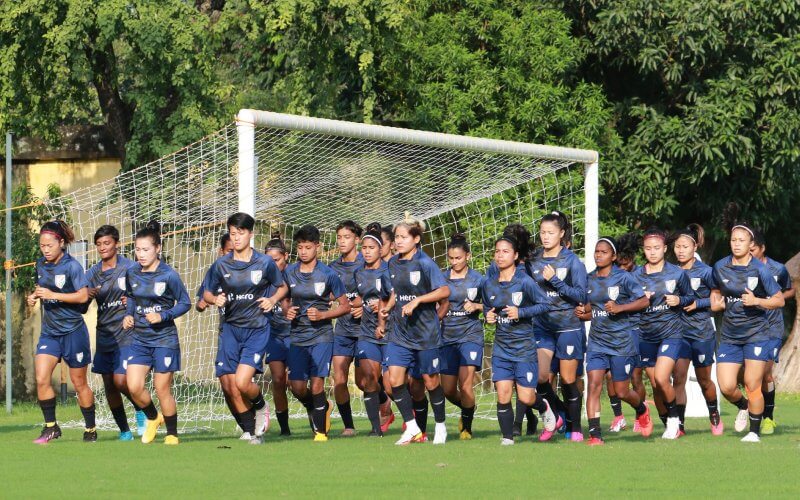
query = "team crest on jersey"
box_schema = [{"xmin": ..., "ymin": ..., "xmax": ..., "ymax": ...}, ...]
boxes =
[
  {"xmin": 665, "ymin": 280, "xmax": 676, "ymax": 293},
  {"xmin": 123, "ymin": 359, "xmax": 128, "ymax": 370},
  {"xmin": 698, "ymin": 354, "xmax": 706, "ymax": 363},
  {"xmin": 467, "ymin": 287, "xmax": 478, "ymax": 301},
  {"xmin": 254, "ymin": 353, "xmax": 261, "ymax": 364},
  {"xmin": 54, "ymin": 274, "xmax": 66, "ymax": 289},
  {"xmin": 556, "ymin": 268, "xmax": 568, "ymax": 280},
  {"xmin": 469, "ymin": 351, "xmax": 478, "ymax": 361},
  {"xmin": 607, "ymin": 286, "xmax": 619, "ymax": 301},
  {"xmin": 747, "ymin": 276, "xmax": 759, "ymax": 290},
  {"xmin": 566, "ymin": 345, "xmax": 574, "ymax": 356},
  {"xmin": 118, "ymin": 277, "xmax": 126, "ymax": 290},
  {"xmin": 409, "ymin": 271, "xmax": 421, "ymax": 286},
  {"xmin": 250, "ymin": 270, "xmax": 262, "ymax": 285},
  {"xmin": 432, "ymin": 358, "xmax": 439, "ymax": 369},
  {"xmin": 661, "ymin": 344, "xmax": 670, "ymax": 353},
  {"xmin": 526, "ymin": 372, "xmax": 533, "ymax": 383},
  {"xmin": 375, "ymin": 278, "xmax": 382, "ymax": 292},
  {"xmin": 76, "ymin": 352, "xmax": 84, "ymax": 363},
  {"xmin": 774, "ymin": 275, "xmax": 779, "ymax": 282},
  {"xmin": 154, "ymin": 282, "xmax": 166, "ymax": 296},
  {"xmin": 314, "ymin": 282, "xmax": 326, "ymax": 296},
  {"xmin": 690, "ymin": 278, "xmax": 701, "ymax": 291},
  {"xmin": 624, "ymin": 364, "xmax": 631, "ymax": 375},
  {"xmin": 754, "ymin": 346, "xmax": 762, "ymax": 356},
  {"xmin": 164, "ymin": 356, "xmax": 172, "ymax": 367},
  {"xmin": 511, "ymin": 292, "xmax": 523, "ymax": 306}
]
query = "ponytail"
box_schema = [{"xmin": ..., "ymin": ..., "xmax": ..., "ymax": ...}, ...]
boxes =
[{"xmin": 135, "ymin": 220, "xmax": 161, "ymax": 246}]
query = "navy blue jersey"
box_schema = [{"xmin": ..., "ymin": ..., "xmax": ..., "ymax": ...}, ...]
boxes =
[
  {"xmin": 266, "ymin": 281, "xmax": 291, "ymax": 340},
  {"xmin": 681, "ymin": 260, "xmax": 715, "ymax": 341},
  {"xmin": 586, "ymin": 266, "xmax": 644, "ymax": 356},
  {"xmin": 125, "ymin": 262, "xmax": 191, "ymax": 349},
  {"xmin": 330, "ymin": 254, "xmax": 364, "ymax": 338},
  {"xmin": 441, "ymin": 268, "xmax": 485, "ymax": 346},
  {"xmin": 196, "ymin": 283, "xmax": 224, "ymax": 333},
  {"xmin": 86, "ymin": 255, "xmax": 137, "ymax": 351},
  {"xmin": 285, "ymin": 261, "xmax": 347, "ymax": 346},
  {"xmin": 354, "ymin": 262, "xmax": 392, "ymax": 343},
  {"xmin": 485, "ymin": 261, "xmax": 527, "ymax": 280},
  {"xmin": 528, "ymin": 247, "xmax": 588, "ymax": 333},
  {"xmin": 36, "ymin": 252, "xmax": 89, "ymax": 336},
  {"xmin": 386, "ymin": 249, "xmax": 448, "ymax": 350},
  {"xmin": 712, "ymin": 256, "xmax": 782, "ymax": 344},
  {"xmin": 634, "ymin": 262, "xmax": 694, "ymax": 342},
  {"xmin": 202, "ymin": 251, "xmax": 284, "ymax": 329},
  {"xmin": 482, "ymin": 269, "xmax": 548, "ymax": 361},
  {"xmin": 762, "ymin": 257, "xmax": 792, "ymax": 340}
]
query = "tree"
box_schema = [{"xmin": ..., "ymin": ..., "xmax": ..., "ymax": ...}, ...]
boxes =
[{"xmin": 0, "ymin": 0, "xmax": 227, "ymax": 170}]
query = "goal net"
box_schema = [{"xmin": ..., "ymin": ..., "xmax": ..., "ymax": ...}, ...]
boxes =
[{"xmin": 43, "ymin": 110, "xmax": 598, "ymax": 431}]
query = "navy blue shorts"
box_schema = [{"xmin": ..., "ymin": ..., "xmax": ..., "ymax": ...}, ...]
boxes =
[
  {"xmin": 439, "ymin": 342, "xmax": 483, "ymax": 375},
  {"xmin": 92, "ymin": 346, "xmax": 132, "ymax": 375},
  {"xmin": 555, "ymin": 329, "xmax": 585, "ymax": 361},
  {"xmin": 766, "ymin": 338, "xmax": 782, "ymax": 363},
  {"xmin": 385, "ymin": 342, "xmax": 440, "ymax": 377},
  {"xmin": 492, "ymin": 356, "xmax": 538, "ymax": 388},
  {"xmin": 265, "ymin": 335, "xmax": 291, "ymax": 364},
  {"xmin": 333, "ymin": 335, "xmax": 358, "ymax": 358},
  {"xmin": 586, "ymin": 351, "xmax": 636, "ymax": 382},
  {"xmin": 678, "ymin": 338, "xmax": 716, "ymax": 367},
  {"xmin": 717, "ymin": 341, "xmax": 771, "ymax": 364},
  {"xmin": 216, "ymin": 323, "xmax": 269, "ymax": 377},
  {"xmin": 639, "ymin": 338, "xmax": 682, "ymax": 368},
  {"xmin": 550, "ymin": 353, "xmax": 585, "ymax": 377},
  {"xmin": 36, "ymin": 325, "xmax": 91, "ymax": 369},
  {"xmin": 288, "ymin": 342, "xmax": 333, "ymax": 381},
  {"xmin": 355, "ymin": 340, "xmax": 386, "ymax": 366},
  {"xmin": 535, "ymin": 329, "xmax": 556, "ymax": 352},
  {"xmin": 128, "ymin": 343, "xmax": 181, "ymax": 373}
]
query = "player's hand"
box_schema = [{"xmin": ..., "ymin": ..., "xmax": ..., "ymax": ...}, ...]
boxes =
[
  {"xmin": 307, "ymin": 307, "xmax": 324, "ymax": 321},
  {"xmin": 401, "ymin": 298, "xmax": 420, "ymax": 317},
  {"xmin": 195, "ymin": 299, "xmax": 209, "ymax": 312},
  {"xmin": 214, "ymin": 294, "xmax": 227, "ymax": 308},
  {"xmin": 711, "ymin": 294, "xmax": 726, "ymax": 311},
  {"xmin": 87, "ymin": 286, "xmax": 100, "ymax": 299},
  {"xmin": 34, "ymin": 286, "xmax": 55, "ymax": 301},
  {"xmin": 741, "ymin": 288, "xmax": 759, "ymax": 307},
  {"xmin": 575, "ymin": 304, "xmax": 586, "ymax": 316},
  {"xmin": 683, "ymin": 301, "xmax": 698, "ymax": 313},
  {"xmin": 486, "ymin": 309, "xmax": 497, "ymax": 324},
  {"xmin": 145, "ymin": 312, "xmax": 162, "ymax": 324},
  {"xmin": 644, "ymin": 290, "xmax": 654, "ymax": 300},
  {"xmin": 665, "ymin": 295, "xmax": 680, "ymax": 307},
  {"xmin": 542, "ymin": 264, "xmax": 556, "ymax": 281},
  {"xmin": 379, "ymin": 306, "xmax": 390, "ymax": 320},
  {"xmin": 464, "ymin": 300, "xmax": 480, "ymax": 313},
  {"xmin": 285, "ymin": 306, "xmax": 299, "ymax": 321},
  {"xmin": 121, "ymin": 295, "xmax": 127, "ymax": 307},
  {"xmin": 368, "ymin": 299, "xmax": 380, "ymax": 313},
  {"xmin": 376, "ymin": 325, "xmax": 385, "ymax": 339},
  {"xmin": 256, "ymin": 297, "xmax": 273, "ymax": 311},
  {"xmin": 602, "ymin": 300, "xmax": 620, "ymax": 314},
  {"xmin": 351, "ymin": 304, "xmax": 363, "ymax": 319},
  {"xmin": 503, "ymin": 306, "xmax": 519, "ymax": 320},
  {"xmin": 27, "ymin": 293, "xmax": 38, "ymax": 307},
  {"xmin": 122, "ymin": 315, "xmax": 134, "ymax": 330}
]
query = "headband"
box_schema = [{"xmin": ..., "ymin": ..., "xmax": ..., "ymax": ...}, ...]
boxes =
[
  {"xmin": 732, "ymin": 225, "xmax": 754, "ymax": 238},
  {"xmin": 40, "ymin": 229, "xmax": 63, "ymax": 240},
  {"xmin": 363, "ymin": 234, "xmax": 383, "ymax": 247},
  {"xmin": 497, "ymin": 236, "xmax": 517, "ymax": 248},
  {"xmin": 675, "ymin": 231, "xmax": 696, "ymax": 245},
  {"xmin": 597, "ymin": 238, "xmax": 617, "ymax": 254},
  {"xmin": 643, "ymin": 233, "xmax": 666, "ymax": 243}
]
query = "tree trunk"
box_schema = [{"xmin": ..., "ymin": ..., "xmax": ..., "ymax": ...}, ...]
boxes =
[{"xmin": 774, "ymin": 252, "xmax": 800, "ymax": 391}]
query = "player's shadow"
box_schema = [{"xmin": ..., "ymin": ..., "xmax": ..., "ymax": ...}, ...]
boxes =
[{"xmin": 0, "ymin": 424, "xmax": 39, "ymax": 434}]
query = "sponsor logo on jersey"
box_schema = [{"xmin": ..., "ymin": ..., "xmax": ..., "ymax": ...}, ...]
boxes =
[
  {"xmin": 55, "ymin": 274, "xmax": 66, "ymax": 289},
  {"xmin": 467, "ymin": 287, "xmax": 478, "ymax": 301},
  {"xmin": 251, "ymin": 270, "xmax": 262, "ymax": 285},
  {"xmin": 511, "ymin": 292, "xmax": 523, "ymax": 306},
  {"xmin": 690, "ymin": 277, "xmax": 701, "ymax": 291},
  {"xmin": 154, "ymin": 282, "xmax": 166, "ymax": 296},
  {"xmin": 556, "ymin": 267, "xmax": 568, "ymax": 281},
  {"xmin": 747, "ymin": 276, "xmax": 759, "ymax": 290},
  {"xmin": 314, "ymin": 282, "xmax": 326, "ymax": 296},
  {"xmin": 665, "ymin": 280, "xmax": 676, "ymax": 293},
  {"xmin": 409, "ymin": 271, "xmax": 421, "ymax": 286},
  {"xmin": 607, "ymin": 286, "xmax": 619, "ymax": 301}
]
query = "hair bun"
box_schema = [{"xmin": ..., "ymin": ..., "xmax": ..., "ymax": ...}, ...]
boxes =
[
  {"xmin": 450, "ymin": 232, "xmax": 467, "ymax": 243},
  {"xmin": 146, "ymin": 220, "xmax": 161, "ymax": 234},
  {"xmin": 270, "ymin": 231, "xmax": 282, "ymax": 240},
  {"xmin": 365, "ymin": 222, "xmax": 382, "ymax": 234}
]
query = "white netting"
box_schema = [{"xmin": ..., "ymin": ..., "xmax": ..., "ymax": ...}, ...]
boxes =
[{"xmin": 33, "ymin": 114, "xmax": 593, "ymax": 430}]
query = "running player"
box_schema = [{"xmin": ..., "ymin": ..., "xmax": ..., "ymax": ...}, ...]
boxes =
[
  {"xmin": 86, "ymin": 225, "xmax": 138, "ymax": 440},
  {"xmin": 382, "ymin": 214, "xmax": 451, "ymax": 445},
  {"xmin": 440, "ymin": 233, "xmax": 484, "ymax": 440},
  {"xmin": 329, "ymin": 220, "xmax": 364, "ymax": 436},
  {"xmin": 28, "ymin": 221, "xmax": 94, "ymax": 444},
  {"xmin": 750, "ymin": 229, "xmax": 794, "ymax": 434},
  {"xmin": 283, "ymin": 224, "xmax": 350, "ymax": 441},
  {"xmin": 124, "ymin": 221, "xmax": 191, "ymax": 445},
  {"xmin": 202, "ymin": 213, "xmax": 288, "ymax": 444},
  {"xmin": 671, "ymin": 224, "xmax": 723, "ymax": 435},
  {"xmin": 577, "ymin": 237, "xmax": 653, "ymax": 445},
  {"xmin": 484, "ymin": 234, "xmax": 556, "ymax": 445}
]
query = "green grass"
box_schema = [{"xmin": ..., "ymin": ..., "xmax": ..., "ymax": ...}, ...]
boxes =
[{"xmin": 2, "ymin": 396, "xmax": 800, "ymax": 498}]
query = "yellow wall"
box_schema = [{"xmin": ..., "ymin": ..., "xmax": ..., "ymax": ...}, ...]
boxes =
[{"xmin": 26, "ymin": 158, "xmax": 120, "ymax": 199}]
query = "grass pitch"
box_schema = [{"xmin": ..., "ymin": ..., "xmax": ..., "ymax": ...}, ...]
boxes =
[{"xmin": 2, "ymin": 395, "xmax": 800, "ymax": 498}]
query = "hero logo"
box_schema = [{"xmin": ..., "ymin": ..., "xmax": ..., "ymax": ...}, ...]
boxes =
[
  {"xmin": 665, "ymin": 280, "xmax": 676, "ymax": 293},
  {"xmin": 314, "ymin": 282, "xmax": 326, "ymax": 296},
  {"xmin": 228, "ymin": 292, "xmax": 254, "ymax": 301},
  {"xmin": 607, "ymin": 286, "xmax": 619, "ymax": 301},
  {"xmin": 690, "ymin": 278, "xmax": 701, "ymax": 291},
  {"xmin": 154, "ymin": 282, "xmax": 166, "ymax": 296},
  {"xmin": 250, "ymin": 270, "xmax": 262, "ymax": 285},
  {"xmin": 397, "ymin": 294, "xmax": 418, "ymax": 302},
  {"xmin": 409, "ymin": 271, "xmax": 421, "ymax": 286},
  {"xmin": 511, "ymin": 292, "xmax": 523, "ymax": 306},
  {"xmin": 54, "ymin": 274, "xmax": 66, "ymax": 289}
]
